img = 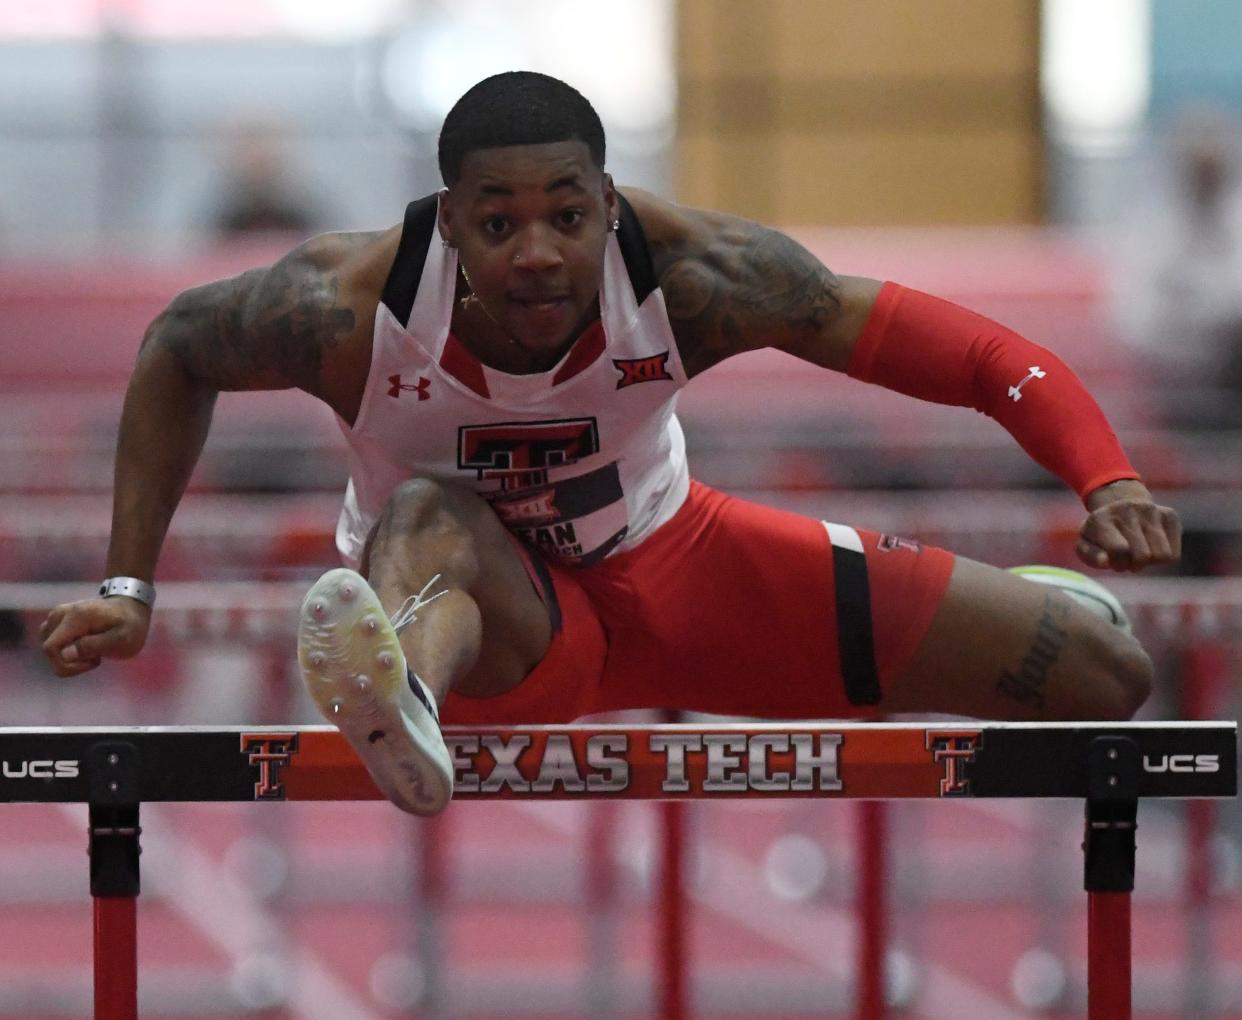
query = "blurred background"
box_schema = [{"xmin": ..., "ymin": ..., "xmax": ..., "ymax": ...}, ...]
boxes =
[{"xmin": 2, "ymin": 1, "xmax": 1241, "ymax": 1018}]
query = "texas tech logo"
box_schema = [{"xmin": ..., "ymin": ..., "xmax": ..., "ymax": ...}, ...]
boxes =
[
  {"xmin": 613, "ymin": 353, "xmax": 672, "ymax": 389},
  {"xmin": 458, "ymin": 418, "xmax": 599, "ymax": 490},
  {"xmin": 240, "ymin": 732, "xmax": 300, "ymax": 800},
  {"xmin": 926, "ymin": 730, "xmax": 982, "ymax": 797},
  {"xmin": 388, "ymin": 374, "xmax": 430, "ymax": 400}
]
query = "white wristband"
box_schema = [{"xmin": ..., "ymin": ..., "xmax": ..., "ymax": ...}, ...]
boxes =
[{"xmin": 99, "ymin": 577, "xmax": 156, "ymax": 609}]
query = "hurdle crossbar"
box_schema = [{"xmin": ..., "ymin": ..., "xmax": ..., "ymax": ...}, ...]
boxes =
[
  {"xmin": 0, "ymin": 722, "xmax": 1235, "ymax": 1020},
  {"xmin": 0, "ymin": 721, "xmax": 1233, "ymax": 803}
]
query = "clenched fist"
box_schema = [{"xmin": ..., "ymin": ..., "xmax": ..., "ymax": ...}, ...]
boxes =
[
  {"xmin": 40, "ymin": 596, "xmax": 151, "ymax": 678},
  {"xmin": 1078, "ymin": 479, "xmax": 1182, "ymax": 572}
]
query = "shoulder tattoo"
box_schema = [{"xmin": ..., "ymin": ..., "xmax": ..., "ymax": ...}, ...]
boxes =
[
  {"xmin": 152, "ymin": 246, "xmax": 357, "ymax": 394},
  {"xmin": 653, "ymin": 224, "xmax": 841, "ymax": 374}
]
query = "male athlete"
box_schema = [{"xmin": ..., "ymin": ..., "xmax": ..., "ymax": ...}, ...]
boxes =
[{"xmin": 41, "ymin": 73, "xmax": 1180, "ymax": 816}]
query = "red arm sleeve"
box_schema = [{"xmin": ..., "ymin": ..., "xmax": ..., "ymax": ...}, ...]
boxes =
[{"xmin": 845, "ymin": 281, "xmax": 1140, "ymax": 500}]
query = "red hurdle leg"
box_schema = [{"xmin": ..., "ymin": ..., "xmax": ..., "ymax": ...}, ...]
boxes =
[
  {"xmin": 1084, "ymin": 737, "xmax": 1139, "ymax": 1020},
  {"xmin": 856, "ymin": 800, "xmax": 888, "ymax": 1020},
  {"xmin": 94, "ymin": 895, "xmax": 138, "ymax": 1020},
  {"xmin": 1088, "ymin": 892, "xmax": 1131, "ymax": 1019},
  {"xmin": 659, "ymin": 799, "xmax": 687, "ymax": 1020},
  {"xmin": 87, "ymin": 744, "xmax": 143, "ymax": 1020},
  {"xmin": 89, "ymin": 800, "xmax": 141, "ymax": 1020}
]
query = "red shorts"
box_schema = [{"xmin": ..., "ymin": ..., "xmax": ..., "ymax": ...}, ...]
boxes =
[{"xmin": 443, "ymin": 481, "xmax": 954, "ymax": 725}]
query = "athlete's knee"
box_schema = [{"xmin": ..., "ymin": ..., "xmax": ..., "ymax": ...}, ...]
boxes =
[
  {"xmin": 1076, "ymin": 625, "xmax": 1154, "ymax": 720},
  {"xmin": 383, "ymin": 478, "xmax": 454, "ymax": 530},
  {"xmin": 1109, "ymin": 633, "xmax": 1154, "ymax": 717},
  {"xmin": 375, "ymin": 478, "xmax": 485, "ymax": 582}
]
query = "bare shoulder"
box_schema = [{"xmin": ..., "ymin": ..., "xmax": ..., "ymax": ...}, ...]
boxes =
[
  {"xmin": 253, "ymin": 226, "xmax": 401, "ymax": 341},
  {"xmin": 620, "ymin": 187, "xmax": 849, "ymax": 376},
  {"xmin": 153, "ymin": 226, "xmax": 401, "ymax": 420},
  {"xmin": 304, "ymin": 226, "xmax": 403, "ymax": 294},
  {"xmin": 618, "ymin": 186, "xmax": 712, "ymax": 246}
]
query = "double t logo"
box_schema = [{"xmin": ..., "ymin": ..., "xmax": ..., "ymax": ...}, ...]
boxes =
[
  {"xmin": 926, "ymin": 730, "xmax": 982, "ymax": 796},
  {"xmin": 240, "ymin": 733, "xmax": 300, "ymax": 800}
]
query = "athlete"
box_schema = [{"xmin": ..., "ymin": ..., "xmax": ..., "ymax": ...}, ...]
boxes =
[{"xmin": 41, "ymin": 72, "xmax": 1181, "ymax": 816}]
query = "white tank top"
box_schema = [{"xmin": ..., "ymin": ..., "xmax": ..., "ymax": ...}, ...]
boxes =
[{"xmin": 335, "ymin": 193, "xmax": 690, "ymax": 568}]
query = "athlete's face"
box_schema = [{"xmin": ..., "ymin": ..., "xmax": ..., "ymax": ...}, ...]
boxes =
[{"xmin": 439, "ymin": 141, "xmax": 618, "ymax": 353}]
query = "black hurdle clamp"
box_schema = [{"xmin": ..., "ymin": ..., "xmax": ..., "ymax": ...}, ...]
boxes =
[
  {"xmin": 86, "ymin": 741, "xmax": 141, "ymax": 898},
  {"xmin": 1083, "ymin": 735, "xmax": 1140, "ymax": 893}
]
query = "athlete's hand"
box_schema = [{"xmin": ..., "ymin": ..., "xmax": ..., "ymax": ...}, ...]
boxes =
[
  {"xmin": 1077, "ymin": 479, "xmax": 1181, "ymax": 572},
  {"xmin": 40, "ymin": 597, "xmax": 151, "ymax": 678}
]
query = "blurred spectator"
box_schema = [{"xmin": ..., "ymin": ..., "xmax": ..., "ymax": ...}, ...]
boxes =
[
  {"xmin": 208, "ymin": 113, "xmax": 322, "ymax": 239},
  {"xmin": 1113, "ymin": 104, "xmax": 1242, "ymax": 430}
]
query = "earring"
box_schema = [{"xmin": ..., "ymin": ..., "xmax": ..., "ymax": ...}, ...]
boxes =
[{"xmin": 611, "ymin": 218, "xmax": 620, "ymax": 231}]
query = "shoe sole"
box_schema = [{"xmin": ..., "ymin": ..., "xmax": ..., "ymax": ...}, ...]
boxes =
[{"xmin": 297, "ymin": 567, "xmax": 452, "ymax": 815}]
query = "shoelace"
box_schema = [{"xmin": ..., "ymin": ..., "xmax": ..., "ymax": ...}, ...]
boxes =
[{"xmin": 389, "ymin": 573, "xmax": 449, "ymax": 633}]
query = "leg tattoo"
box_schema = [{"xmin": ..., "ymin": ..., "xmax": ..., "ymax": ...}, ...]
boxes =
[{"xmin": 994, "ymin": 593, "xmax": 1071, "ymax": 710}]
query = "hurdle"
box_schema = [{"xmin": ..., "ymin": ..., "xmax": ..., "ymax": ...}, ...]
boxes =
[
  {"xmin": 0, "ymin": 721, "xmax": 1233, "ymax": 1020},
  {"xmin": 5, "ymin": 578, "xmax": 1242, "ymax": 1015}
]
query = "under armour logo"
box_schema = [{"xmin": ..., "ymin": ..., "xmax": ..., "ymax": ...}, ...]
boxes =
[
  {"xmin": 388, "ymin": 374, "xmax": 431, "ymax": 401},
  {"xmin": 1008, "ymin": 366, "xmax": 1046, "ymax": 402}
]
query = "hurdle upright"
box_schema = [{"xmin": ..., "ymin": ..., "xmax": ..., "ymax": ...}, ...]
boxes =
[{"xmin": 0, "ymin": 720, "xmax": 1234, "ymax": 1020}]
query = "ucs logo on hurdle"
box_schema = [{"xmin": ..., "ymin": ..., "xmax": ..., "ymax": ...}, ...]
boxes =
[{"xmin": 0, "ymin": 759, "xmax": 79, "ymax": 780}]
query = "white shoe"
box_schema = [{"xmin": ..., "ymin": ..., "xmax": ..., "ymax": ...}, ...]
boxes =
[{"xmin": 297, "ymin": 567, "xmax": 453, "ymax": 815}]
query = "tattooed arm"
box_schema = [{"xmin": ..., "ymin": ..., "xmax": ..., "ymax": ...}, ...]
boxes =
[
  {"xmin": 41, "ymin": 230, "xmax": 394, "ymax": 677},
  {"xmin": 624, "ymin": 188, "xmax": 880, "ymax": 377},
  {"xmin": 627, "ymin": 190, "xmax": 1179, "ymax": 575},
  {"xmin": 151, "ymin": 231, "xmax": 390, "ymax": 406}
]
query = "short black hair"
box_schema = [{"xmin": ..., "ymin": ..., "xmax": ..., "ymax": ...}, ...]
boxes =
[{"xmin": 438, "ymin": 71, "xmax": 606, "ymax": 186}]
